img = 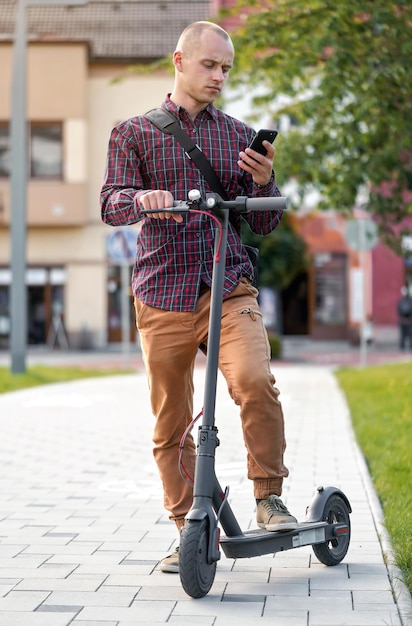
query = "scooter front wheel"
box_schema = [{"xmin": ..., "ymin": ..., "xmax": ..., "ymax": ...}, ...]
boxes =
[
  {"xmin": 179, "ymin": 519, "xmax": 217, "ymax": 598},
  {"xmin": 312, "ymin": 494, "xmax": 351, "ymax": 566}
]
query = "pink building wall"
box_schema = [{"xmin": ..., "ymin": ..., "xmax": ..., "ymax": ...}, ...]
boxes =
[
  {"xmin": 372, "ymin": 244, "xmax": 403, "ymax": 325},
  {"xmin": 372, "ymin": 221, "xmax": 412, "ymax": 326}
]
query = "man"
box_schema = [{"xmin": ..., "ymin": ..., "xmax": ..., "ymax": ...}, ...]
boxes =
[
  {"xmin": 397, "ymin": 286, "xmax": 412, "ymax": 350},
  {"xmin": 101, "ymin": 21, "xmax": 297, "ymax": 574}
]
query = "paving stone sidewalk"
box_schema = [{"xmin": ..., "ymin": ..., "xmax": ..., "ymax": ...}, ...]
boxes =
[{"xmin": 0, "ymin": 365, "xmax": 411, "ymax": 626}]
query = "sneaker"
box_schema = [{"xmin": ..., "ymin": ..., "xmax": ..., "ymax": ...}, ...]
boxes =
[
  {"xmin": 159, "ymin": 546, "xmax": 179, "ymax": 573},
  {"xmin": 256, "ymin": 495, "xmax": 298, "ymax": 532}
]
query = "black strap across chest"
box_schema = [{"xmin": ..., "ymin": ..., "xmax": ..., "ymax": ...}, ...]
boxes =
[{"xmin": 144, "ymin": 108, "xmax": 229, "ymax": 200}]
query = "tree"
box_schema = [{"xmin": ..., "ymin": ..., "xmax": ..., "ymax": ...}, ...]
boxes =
[
  {"xmin": 242, "ymin": 213, "xmax": 308, "ymax": 289},
  {"xmin": 221, "ymin": 0, "xmax": 412, "ymax": 250}
]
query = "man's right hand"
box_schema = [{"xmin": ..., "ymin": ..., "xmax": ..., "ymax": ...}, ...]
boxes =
[{"xmin": 139, "ymin": 190, "xmax": 183, "ymax": 223}]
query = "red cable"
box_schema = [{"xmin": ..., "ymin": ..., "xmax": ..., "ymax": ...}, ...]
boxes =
[
  {"xmin": 190, "ymin": 208, "xmax": 224, "ymax": 262},
  {"xmin": 178, "ymin": 408, "xmax": 204, "ymax": 486}
]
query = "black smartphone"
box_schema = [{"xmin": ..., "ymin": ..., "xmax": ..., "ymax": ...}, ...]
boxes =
[{"xmin": 248, "ymin": 129, "xmax": 278, "ymax": 156}]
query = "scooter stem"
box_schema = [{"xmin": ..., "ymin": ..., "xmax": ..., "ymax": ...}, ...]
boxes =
[
  {"xmin": 201, "ymin": 210, "xmax": 228, "ymax": 429},
  {"xmin": 188, "ymin": 209, "xmax": 243, "ymax": 538}
]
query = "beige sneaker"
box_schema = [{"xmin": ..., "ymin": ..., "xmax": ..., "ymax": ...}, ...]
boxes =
[
  {"xmin": 159, "ymin": 546, "xmax": 179, "ymax": 573},
  {"xmin": 257, "ymin": 495, "xmax": 298, "ymax": 531}
]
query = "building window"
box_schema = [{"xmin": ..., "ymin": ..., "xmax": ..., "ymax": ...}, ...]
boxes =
[
  {"xmin": 0, "ymin": 122, "xmax": 63, "ymax": 179},
  {"xmin": 30, "ymin": 123, "xmax": 63, "ymax": 178},
  {"xmin": 0, "ymin": 124, "xmax": 10, "ymax": 177}
]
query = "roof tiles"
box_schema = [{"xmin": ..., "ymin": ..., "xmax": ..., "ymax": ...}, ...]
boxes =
[{"xmin": 0, "ymin": 1, "xmax": 212, "ymax": 61}]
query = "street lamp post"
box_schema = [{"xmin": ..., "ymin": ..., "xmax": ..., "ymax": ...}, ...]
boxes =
[
  {"xmin": 10, "ymin": 0, "xmax": 28, "ymax": 374},
  {"xmin": 9, "ymin": 0, "xmax": 87, "ymax": 373}
]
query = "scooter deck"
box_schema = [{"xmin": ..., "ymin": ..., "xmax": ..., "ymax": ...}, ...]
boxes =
[{"xmin": 220, "ymin": 521, "xmax": 346, "ymax": 559}]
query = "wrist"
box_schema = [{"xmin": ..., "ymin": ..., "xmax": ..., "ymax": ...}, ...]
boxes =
[{"xmin": 255, "ymin": 171, "xmax": 275, "ymax": 188}]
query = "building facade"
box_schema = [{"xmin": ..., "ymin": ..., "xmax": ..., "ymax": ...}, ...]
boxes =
[
  {"xmin": 0, "ymin": 0, "xmax": 210, "ymax": 349},
  {"xmin": 0, "ymin": 0, "xmax": 409, "ymax": 350}
]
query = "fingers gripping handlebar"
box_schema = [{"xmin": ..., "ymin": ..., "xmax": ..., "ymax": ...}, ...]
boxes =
[{"xmin": 140, "ymin": 190, "xmax": 289, "ymax": 216}]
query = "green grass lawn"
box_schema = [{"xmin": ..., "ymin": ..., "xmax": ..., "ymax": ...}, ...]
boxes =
[
  {"xmin": 336, "ymin": 362, "xmax": 412, "ymax": 595},
  {"xmin": 0, "ymin": 365, "xmax": 129, "ymax": 395}
]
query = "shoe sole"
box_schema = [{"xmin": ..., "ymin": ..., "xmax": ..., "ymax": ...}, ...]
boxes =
[
  {"xmin": 257, "ymin": 521, "xmax": 299, "ymax": 532},
  {"xmin": 159, "ymin": 563, "xmax": 179, "ymax": 573}
]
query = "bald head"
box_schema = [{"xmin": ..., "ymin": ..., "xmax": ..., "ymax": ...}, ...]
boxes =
[
  {"xmin": 176, "ymin": 21, "xmax": 233, "ymax": 58},
  {"xmin": 170, "ymin": 21, "xmax": 234, "ymax": 118}
]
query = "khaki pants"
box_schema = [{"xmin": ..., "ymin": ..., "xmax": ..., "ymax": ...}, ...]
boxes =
[{"xmin": 134, "ymin": 279, "xmax": 289, "ymax": 527}]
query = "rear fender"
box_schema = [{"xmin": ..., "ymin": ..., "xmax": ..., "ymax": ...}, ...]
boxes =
[{"xmin": 305, "ymin": 486, "xmax": 352, "ymax": 522}]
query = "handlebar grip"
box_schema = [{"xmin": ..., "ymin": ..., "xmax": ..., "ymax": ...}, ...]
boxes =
[
  {"xmin": 141, "ymin": 200, "xmax": 189, "ymax": 215},
  {"xmin": 245, "ymin": 196, "xmax": 289, "ymax": 212}
]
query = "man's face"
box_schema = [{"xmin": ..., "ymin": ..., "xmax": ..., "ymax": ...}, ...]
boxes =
[{"xmin": 176, "ymin": 31, "xmax": 234, "ymax": 107}]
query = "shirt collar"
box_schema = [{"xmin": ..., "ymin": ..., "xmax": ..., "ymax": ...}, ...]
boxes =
[{"xmin": 163, "ymin": 94, "xmax": 218, "ymax": 122}]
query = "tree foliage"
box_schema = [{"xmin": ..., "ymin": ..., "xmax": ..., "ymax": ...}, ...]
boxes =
[
  {"xmin": 221, "ymin": 0, "xmax": 412, "ymax": 249},
  {"xmin": 242, "ymin": 212, "xmax": 308, "ymax": 289}
]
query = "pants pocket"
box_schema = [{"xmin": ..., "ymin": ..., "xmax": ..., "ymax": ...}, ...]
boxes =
[
  {"xmin": 239, "ymin": 307, "xmax": 262, "ymax": 321},
  {"xmin": 134, "ymin": 298, "xmax": 150, "ymax": 330}
]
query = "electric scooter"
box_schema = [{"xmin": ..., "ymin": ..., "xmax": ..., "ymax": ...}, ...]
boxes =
[{"xmin": 142, "ymin": 190, "xmax": 351, "ymax": 599}]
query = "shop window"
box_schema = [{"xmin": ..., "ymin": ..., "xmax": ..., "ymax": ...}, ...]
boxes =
[
  {"xmin": 314, "ymin": 253, "xmax": 346, "ymax": 325},
  {"xmin": 107, "ymin": 264, "xmax": 136, "ymax": 343},
  {"xmin": 0, "ymin": 124, "xmax": 10, "ymax": 177},
  {"xmin": 0, "ymin": 266, "xmax": 66, "ymax": 347},
  {"xmin": 0, "ymin": 285, "xmax": 10, "ymax": 348}
]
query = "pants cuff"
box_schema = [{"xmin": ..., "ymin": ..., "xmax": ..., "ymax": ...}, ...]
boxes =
[
  {"xmin": 172, "ymin": 517, "xmax": 186, "ymax": 532},
  {"xmin": 253, "ymin": 479, "xmax": 283, "ymax": 499}
]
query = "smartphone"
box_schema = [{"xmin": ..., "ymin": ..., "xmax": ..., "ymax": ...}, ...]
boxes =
[{"xmin": 248, "ymin": 129, "xmax": 278, "ymax": 156}]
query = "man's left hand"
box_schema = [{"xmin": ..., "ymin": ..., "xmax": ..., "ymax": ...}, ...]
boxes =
[{"xmin": 238, "ymin": 140, "xmax": 275, "ymax": 187}]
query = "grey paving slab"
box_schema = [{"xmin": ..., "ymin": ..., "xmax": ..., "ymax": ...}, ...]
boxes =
[
  {"xmin": 0, "ymin": 365, "xmax": 411, "ymax": 626},
  {"xmin": 0, "ymin": 612, "xmax": 78, "ymax": 626}
]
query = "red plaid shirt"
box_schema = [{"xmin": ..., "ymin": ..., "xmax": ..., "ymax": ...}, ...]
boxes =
[{"xmin": 100, "ymin": 96, "xmax": 282, "ymax": 311}]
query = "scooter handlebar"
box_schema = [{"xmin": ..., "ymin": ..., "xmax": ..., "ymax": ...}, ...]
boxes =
[
  {"xmin": 140, "ymin": 194, "xmax": 289, "ymax": 215},
  {"xmin": 140, "ymin": 201, "xmax": 190, "ymax": 215},
  {"xmin": 241, "ymin": 196, "xmax": 289, "ymax": 212}
]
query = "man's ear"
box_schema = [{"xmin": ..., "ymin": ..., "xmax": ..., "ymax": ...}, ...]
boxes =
[{"xmin": 173, "ymin": 50, "xmax": 183, "ymax": 72}]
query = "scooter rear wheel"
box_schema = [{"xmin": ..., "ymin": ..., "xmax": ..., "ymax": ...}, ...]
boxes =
[
  {"xmin": 312, "ymin": 494, "xmax": 351, "ymax": 566},
  {"xmin": 179, "ymin": 519, "xmax": 217, "ymax": 598}
]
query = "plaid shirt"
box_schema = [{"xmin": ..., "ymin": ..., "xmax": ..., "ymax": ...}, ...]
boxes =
[{"xmin": 100, "ymin": 96, "xmax": 283, "ymax": 311}]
